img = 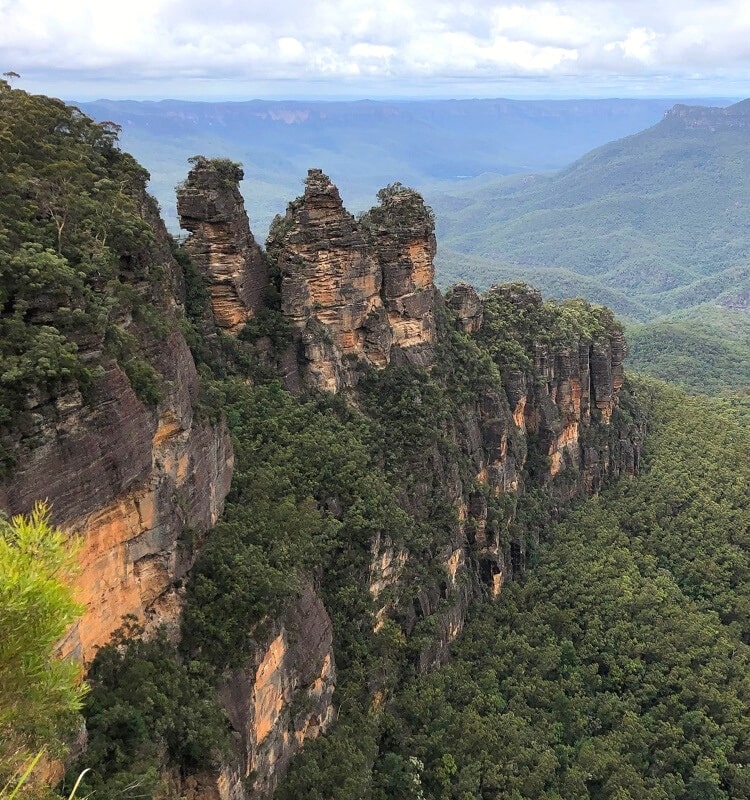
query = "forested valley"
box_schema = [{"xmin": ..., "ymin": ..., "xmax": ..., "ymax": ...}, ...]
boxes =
[{"xmin": 0, "ymin": 82, "xmax": 749, "ymax": 800}]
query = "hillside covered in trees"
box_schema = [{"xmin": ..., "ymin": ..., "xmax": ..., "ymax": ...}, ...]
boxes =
[{"xmin": 1, "ymin": 83, "xmax": 749, "ymax": 800}]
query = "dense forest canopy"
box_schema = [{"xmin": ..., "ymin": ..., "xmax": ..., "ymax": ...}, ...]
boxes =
[{"xmin": 278, "ymin": 383, "xmax": 750, "ymax": 799}]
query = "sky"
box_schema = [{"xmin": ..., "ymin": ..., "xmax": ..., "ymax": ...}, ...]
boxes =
[{"xmin": 2, "ymin": 0, "xmax": 750, "ymax": 100}]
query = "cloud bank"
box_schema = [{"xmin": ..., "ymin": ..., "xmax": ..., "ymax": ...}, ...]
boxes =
[{"xmin": 2, "ymin": 0, "xmax": 749, "ymax": 97}]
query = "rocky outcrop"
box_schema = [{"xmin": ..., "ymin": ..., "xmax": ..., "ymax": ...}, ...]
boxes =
[
  {"xmin": 361, "ymin": 184, "xmax": 438, "ymax": 366},
  {"xmin": 220, "ymin": 582, "xmax": 336, "ymax": 799},
  {"xmin": 177, "ymin": 158, "xmax": 268, "ymax": 333},
  {"xmin": 363, "ymin": 282, "xmax": 641, "ymax": 673},
  {"xmin": 665, "ymin": 99, "xmax": 750, "ymax": 131},
  {"xmin": 267, "ymin": 172, "xmax": 437, "ymax": 391},
  {"xmin": 0, "ymin": 190, "xmax": 234, "ymax": 664},
  {"xmin": 267, "ymin": 169, "xmax": 390, "ymax": 392},
  {"xmin": 447, "ymin": 283, "xmax": 483, "ymax": 333}
]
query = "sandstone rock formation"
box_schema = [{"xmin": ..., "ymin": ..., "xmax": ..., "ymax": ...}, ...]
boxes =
[
  {"xmin": 221, "ymin": 582, "xmax": 336, "ymax": 799},
  {"xmin": 0, "ymin": 190, "xmax": 234, "ymax": 663},
  {"xmin": 267, "ymin": 171, "xmax": 438, "ymax": 391},
  {"xmin": 177, "ymin": 157, "xmax": 268, "ymax": 333},
  {"xmin": 361, "ymin": 183, "xmax": 438, "ymax": 366},
  {"xmin": 365, "ymin": 282, "xmax": 641, "ymax": 673},
  {"xmin": 447, "ymin": 282, "xmax": 483, "ymax": 333}
]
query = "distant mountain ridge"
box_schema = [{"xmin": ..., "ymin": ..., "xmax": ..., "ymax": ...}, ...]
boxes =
[
  {"xmin": 76, "ymin": 96, "xmax": 732, "ymax": 238},
  {"xmin": 433, "ymin": 98, "xmax": 750, "ymax": 323},
  {"xmin": 665, "ymin": 97, "xmax": 750, "ymax": 129}
]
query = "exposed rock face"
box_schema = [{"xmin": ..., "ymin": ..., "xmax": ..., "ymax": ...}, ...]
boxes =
[
  {"xmin": 268, "ymin": 169, "xmax": 390, "ymax": 392},
  {"xmin": 447, "ymin": 283, "xmax": 483, "ymax": 333},
  {"xmin": 220, "ymin": 582, "xmax": 336, "ymax": 799},
  {"xmin": 267, "ymin": 171, "xmax": 437, "ymax": 391},
  {"xmin": 665, "ymin": 99, "xmax": 750, "ymax": 131},
  {"xmin": 177, "ymin": 158, "xmax": 268, "ymax": 333},
  {"xmin": 362, "ymin": 185, "xmax": 438, "ymax": 366},
  {"xmin": 366, "ymin": 283, "xmax": 642, "ymax": 672},
  {"xmin": 0, "ymin": 192, "xmax": 234, "ymax": 664}
]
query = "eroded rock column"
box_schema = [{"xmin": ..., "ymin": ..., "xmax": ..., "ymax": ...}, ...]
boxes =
[
  {"xmin": 267, "ymin": 169, "xmax": 392, "ymax": 392},
  {"xmin": 177, "ymin": 157, "xmax": 268, "ymax": 333}
]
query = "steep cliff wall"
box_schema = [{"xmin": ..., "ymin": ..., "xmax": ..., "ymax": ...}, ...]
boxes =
[
  {"xmin": 220, "ymin": 581, "xmax": 336, "ymax": 799},
  {"xmin": 0, "ymin": 174, "xmax": 233, "ymax": 664},
  {"xmin": 1, "ymin": 85, "xmax": 644, "ymax": 800},
  {"xmin": 168, "ymin": 169, "xmax": 642, "ymax": 796},
  {"xmin": 366, "ymin": 281, "xmax": 640, "ymax": 672}
]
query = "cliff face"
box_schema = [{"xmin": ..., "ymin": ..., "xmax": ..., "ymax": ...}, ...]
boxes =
[
  {"xmin": 367, "ymin": 282, "xmax": 639, "ymax": 670},
  {"xmin": 361, "ymin": 184, "xmax": 438, "ymax": 366},
  {"xmin": 1, "ymin": 85, "xmax": 644, "ymax": 800},
  {"xmin": 177, "ymin": 158, "xmax": 268, "ymax": 333},
  {"xmin": 266, "ymin": 171, "xmax": 438, "ymax": 391},
  {"xmin": 664, "ymin": 100, "xmax": 750, "ymax": 131},
  {"xmin": 220, "ymin": 582, "xmax": 336, "ymax": 799},
  {"xmin": 166, "ymin": 169, "xmax": 642, "ymax": 795},
  {"xmin": 0, "ymin": 188, "xmax": 234, "ymax": 664}
]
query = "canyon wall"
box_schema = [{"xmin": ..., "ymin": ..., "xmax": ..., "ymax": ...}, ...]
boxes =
[
  {"xmin": 1, "ymin": 126, "xmax": 641, "ymax": 800},
  {"xmin": 0, "ymin": 188, "xmax": 234, "ymax": 664}
]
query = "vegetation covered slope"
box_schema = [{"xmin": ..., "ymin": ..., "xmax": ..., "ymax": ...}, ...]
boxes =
[
  {"xmin": 0, "ymin": 79, "xmax": 167, "ymax": 473},
  {"xmin": 625, "ymin": 308, "xmax": 750, "ymax": 395},
  {"xmin": 5, "ymin": 85, "xmax": 749, "ymax": 800},
  {"xmin": 432, "ymin": 100, "xmax": 750, "ymax": 322},
  {"xmin": 342, "ymin": 382, "xmax": 750, "ymax": 800},
  {"xmin": 71, "ymin": 277, "xmax": 634, "ymax": 797}
]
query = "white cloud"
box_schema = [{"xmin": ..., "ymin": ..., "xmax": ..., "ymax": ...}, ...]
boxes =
[
  {"xmin": 2, "ymin": 0, "xmax": 750, "ymax": 96},
  {"xmin": 604, "ymin": 28, "xmax": 659, "ymax": 64}
]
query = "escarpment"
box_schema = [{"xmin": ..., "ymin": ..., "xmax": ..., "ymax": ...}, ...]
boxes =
[
  {"xmin": 0, "ymin": 146, "xmax": 233, "ymax": 663},
  {"xmin": 220, "ymin": 581, "xmax": 336, "ymax": 800},
  {"xmin": 1, "ymin": 87, "xmax": 645, "ymax": 800}
]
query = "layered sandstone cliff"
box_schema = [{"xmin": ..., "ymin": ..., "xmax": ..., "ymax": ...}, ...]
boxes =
[
  {"xmin": 0, "ymin": 188, "xmax": 234, "ymax": 663},
  {"xmin": 220, "ymin": 581, "xmax": 336, "ymax": 799},
  {"xmin": 266, "ymin": 170, "xmax": 438, "ymax": 391},
  {"xmin": 367, "ymin": 282, "xmax": 640, "ymax": 670},
  {"xmin": 177, "ymin": 158, "xmax": 268, "ymax": 333}
]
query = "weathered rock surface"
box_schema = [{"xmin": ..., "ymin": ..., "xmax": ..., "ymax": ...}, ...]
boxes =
[
  {"xmin": 447, "ymin": 282, "xmax": 483, "ymax": 333},
  {"xmin": 362, "ymin": 184, "xmax": 438, "ymax": 366},
  {"xmin": 267, "ymin": 172, "xmax": 437, "ymax": 391},
  {"xmin": 365, "ymin": 282, "xmax": 642, "ymax": 673},
  {"xmin": 267, "ymin": 169, "xmax": 389, "ymax": 392},
  {"xmin": 177, "ymin": 158, "xmax": 268, "ymax": 333},
  {"xmin": 220, "ymin": 581, "xmax": 336, "ymax": 799},
  {"xmin": 0, "ymin": 191, "xmax": 234, "ymax": 664}
]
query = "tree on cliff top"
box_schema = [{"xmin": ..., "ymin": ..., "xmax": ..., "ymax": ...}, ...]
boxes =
[{"xmin": 0, "ymin": 503, "xmax": 85, "ymax": 787}]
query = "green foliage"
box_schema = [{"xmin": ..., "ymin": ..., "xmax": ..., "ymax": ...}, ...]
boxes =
[
  {"xmin": 187, "ymin": 155, "xmax": 243, "ymax": 187},
  {"xmin": 0, "ymin": 503, "xmax": 86, "ymax": 784},
  {"xmin": 181, "ymin": 379, "xmax": 411, "ymax": 669},
  {"xmin": 73, "ymin": 620, "xmax": 229, "ymax": 798},
  {"xmin": 626, "ymin": 309, "xmax": 750, "ymax": 394},
  {"xmin": 367, "ymin": 380, "xmax": 750, "ymax": 799},
  {"xmin": 434, "ymin": 107, "xmax": 750, "ymax": 324},
  {"xmin": 0, "ymin": 85, "xmax": 168, "ymax": 437},
  {"xmin": 476, "ymin": 284, "xmax": 617, "ymax": 373},
  {"xmin": 104, "ymin": 325, "xmax": 163, "ymax": 406}
]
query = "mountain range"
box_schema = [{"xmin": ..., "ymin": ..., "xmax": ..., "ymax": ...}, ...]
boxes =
[{"xmin": 77, "ymin": 96, "xmax": 729, "ymax": 239}]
